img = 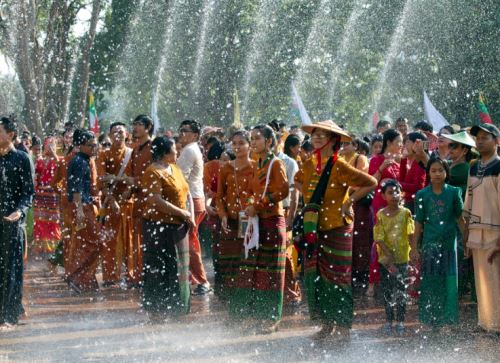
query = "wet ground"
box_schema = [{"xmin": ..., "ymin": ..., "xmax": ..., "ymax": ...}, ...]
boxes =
[{"xmin": 0, "ymin": 260, "xmax": 498, "ymax": 363}]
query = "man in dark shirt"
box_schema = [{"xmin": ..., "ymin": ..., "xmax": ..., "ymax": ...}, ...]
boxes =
[
  {"xmin": 0, "ymin": 117, "xmax": 34, "ymax": 329},
  {"xmin": 65, "ymin": 129, "xmax": 100, "ymax": 293}
]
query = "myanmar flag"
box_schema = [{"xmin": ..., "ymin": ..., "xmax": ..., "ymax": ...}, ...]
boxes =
[
  {"xmin": 88, "ymin": 90, "xmax": 100, "ymax": 134},
  {"xmin": 478, "ymin": 93, "xmax": 493, "ymax": 124}
]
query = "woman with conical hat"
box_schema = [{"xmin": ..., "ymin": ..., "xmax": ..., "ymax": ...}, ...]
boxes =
[
  {"xmin": 442, "ymin": 131, "xmax": 477, "ymax": 298},
  {"xmin": 295, "ymin": 120, "xmax": 377, "ymax": 342},
  {"xmin": 442, "ymin": 131, "xmax": 476, "ymax": 198}
]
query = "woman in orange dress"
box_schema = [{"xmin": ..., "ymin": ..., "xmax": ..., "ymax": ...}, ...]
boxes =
[
  {"xmin": 51, "ymin": 129, "xmax": 77, "ymax": 274},
  {"xmin": 216, "ymin": 131, "xmax": 254, "ymax": 302},
  {"xmin": 141, "ymin": 136, "xmax": 193, "ymax": 319},
  {"xmin": 232, "ymin": 125, "xmax": 289, "ymax": 334}
]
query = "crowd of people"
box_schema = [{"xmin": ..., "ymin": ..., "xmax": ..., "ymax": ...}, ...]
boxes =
[{"xmin": 0, "ymin": 114, "xmax": 498, "ymax": 341}]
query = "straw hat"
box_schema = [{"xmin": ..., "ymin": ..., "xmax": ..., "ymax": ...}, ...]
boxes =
[
  {"xmin": 442, "ymin": 131, "xmax": 476, "ymax": 148},
  {"xmin": 301, "ymin": 120, "xmax": 352, "ymax": 142}
]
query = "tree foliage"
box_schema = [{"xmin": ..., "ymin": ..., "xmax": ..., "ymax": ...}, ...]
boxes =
[{"xmin": 0, "ymin": 0, "xmax": 498, "ymax": 134}]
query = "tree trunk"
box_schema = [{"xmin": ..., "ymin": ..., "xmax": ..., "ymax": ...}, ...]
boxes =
[
  {"xmin": 75, "ymin": 0, "xmax": 101, "ymax": 128},
  {"xmin": 14, "ymin": 0, "xmax": 43, "ymax": 135},
  {"xmin": 43, "ymin": 0, "xmax": 79, "ymax": 130},
  {"xmin": 0, "ymin": 0, "xmax": 84, "ymax": 134}
]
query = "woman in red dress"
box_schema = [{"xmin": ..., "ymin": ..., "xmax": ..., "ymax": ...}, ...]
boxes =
[{"xmin": 33, "ymin": 137, "xmax": 61, "ymax": 255}]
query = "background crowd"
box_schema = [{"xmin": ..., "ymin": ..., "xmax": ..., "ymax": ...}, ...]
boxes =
[{"xmin": 0, "ymin": 115, "xmax": 498, "ymax": 341}]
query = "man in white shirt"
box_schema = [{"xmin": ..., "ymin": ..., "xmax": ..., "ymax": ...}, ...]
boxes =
[
  {"xmin": 464, "ymin": 124, "xmax": 500, "ymax": 333},
  {"xmin": 177, "ymin": 120, "xmax": 211, "ymax": 295}
]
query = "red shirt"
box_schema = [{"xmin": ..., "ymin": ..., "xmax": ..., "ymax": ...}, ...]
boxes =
[
  {"xmin": 369, "ymin": 154, "xmax": 401, "ymax": 215},
  {"xmin": 399, "ymin": 158, "xmax": 426, "ymax": 204}
]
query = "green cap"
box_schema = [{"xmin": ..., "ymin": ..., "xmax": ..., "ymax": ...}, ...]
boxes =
[{"xmin": 470, "ymin": 124, "xmax": 500, "ymax": 138}]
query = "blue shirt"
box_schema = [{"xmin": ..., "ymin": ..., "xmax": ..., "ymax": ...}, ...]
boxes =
[
  {"xmin": 0, "ymin": 148, "xmax": 34, "ymax": 219},
  {"xmin": 67, "ymin": 152, "xmax": 93, "ymax": 204}
]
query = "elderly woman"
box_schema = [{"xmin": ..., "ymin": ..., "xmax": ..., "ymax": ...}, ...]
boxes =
[
  {"xmin": 295, "ymin": 120, "xmax": 377, "ymax": 342},
  {"xmin": 141, "ymin": 136, "xmax": 194, "ymax": 321}
]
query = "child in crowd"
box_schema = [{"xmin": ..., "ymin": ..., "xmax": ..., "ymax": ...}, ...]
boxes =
[
  {"xmin": 373, "ymin": 179, "xmax": 415, "ymax": 335},
  {"xmin": 414, "ymin": 157, "xmax": 464, "ymax": 331}
]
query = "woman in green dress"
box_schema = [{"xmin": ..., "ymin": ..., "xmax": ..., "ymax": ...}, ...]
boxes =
[
  {"xmin": 443, "ymin": 131, "xmax": 477, "ymax": 298},
  {"xmin": 414, "ymin": 157, "xmax": 464, "ymax": 329}
]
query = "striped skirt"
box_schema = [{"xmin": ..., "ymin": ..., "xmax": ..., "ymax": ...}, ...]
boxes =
[
  {"xmin": 33, "ymin": 190, "xmax": 61, "ymax": 253},
  {"xmin": 230, "ymin": 216, "xmax": 287, "ymax": 321},
  {"xmin": 213, "ymin": 218, "xmax": 243, "ymax": 300},
  {"xmin": 304, "ymin": 224, "xmax": 353, "ymax": 327},
  {"xmin": 142, "ymin": 220, "xmax": 190, "ymax": 316}
]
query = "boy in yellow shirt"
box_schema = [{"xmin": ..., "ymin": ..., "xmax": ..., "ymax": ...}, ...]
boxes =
[{"xmin": 373, "ymin": 179, "xmax": 415, "ymax": 335}]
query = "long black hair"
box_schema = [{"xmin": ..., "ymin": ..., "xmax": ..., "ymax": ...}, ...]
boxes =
[
  {"xmin": 407, "ymin": 131, "xmax": 427, "ymax": 143},
  {"xmin": 426, "ymin": 156, "xmax": 450, "ymax": 184},
  {"xmin": 231, "ymin": 129, "xmax": 250, "ymax": 143},
  {"xmin": 252, "ymin": 124, "xmax": 276, "ymax": 149},
  {"xmin": 284, "ymin": 134, "xmax": 301, "ymax": 158},
  {"xmin": 381, "ymin": 129, "xmax": 401, "ymax": 154},
  {"xmin": 207, "ymin": 140, "xmax": 225, "ymax": 161},
  {"xmin": 72, "ymin": 129, "xmax": 95, "ymax": 146},
  {"xmin": 151, "ymin": 136, "xmax": 174, "ymax": 162}
]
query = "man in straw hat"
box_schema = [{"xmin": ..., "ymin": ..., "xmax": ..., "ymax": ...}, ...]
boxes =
[
  {"xmin": 295, "ymin": 120, "xmax": 377, "ymax": 342},
  {"xmin": 463, "ymin": 123, "xmax": 500, "ymax": 333}
]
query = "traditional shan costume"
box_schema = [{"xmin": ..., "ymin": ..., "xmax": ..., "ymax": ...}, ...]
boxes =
[
  {"xmin": 465, "ymin": 154, "xmax": 500, "ymax": 332},
  {"xmin": 141, "ymin": 163, "xmax": 190, "ymax": 316},
  {"xmin": 125, "ymin": 140, "xmax": 152, "ymax": 285},
  {"xmin": 0, "ymin": 149, "xmax": 34, "ymax": 324},
  {"xmin": 96, "ymin": 145, "xmax": 133, "ymax": 284},
  {"xmin": 66, "ymin": 152, "xmax": 100, "ymax": 291},
  {"xmin": 215, "ymin": 160, "xmax": 255, "ymax": 301},
  {"xmin": 415, "ymin": 184, "xmax": 463, "ymax": 326},
  {"xmin": 231, "ymin": 154, "xmax": 289, "ymax": 322},
  {"xmin": 296, "ymin": 155, "xmax": 376, "ymax": 328},
  {"xmin": 33, "ymin": 157, "xmax": 61, "ymax": 254}
]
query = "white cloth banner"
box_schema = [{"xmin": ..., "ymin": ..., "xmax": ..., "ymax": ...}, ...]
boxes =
[
  {"xmin": 291, "ymin": 81, "xmax": 312, "ymax": 125},
  {"xmin": 423, "ymin": 91, "xmax": 449, "ymax": 131},
  {"xmin": 151, "ymin": 86, "xmax": 161, "ymax": 134}
]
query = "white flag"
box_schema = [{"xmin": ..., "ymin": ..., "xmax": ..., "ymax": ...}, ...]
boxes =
[
  {"xmin": 423, "ymin": 91, "xmax": 449, "ymax": 131},
  {"xmin": 291, "ymin": 81, "xmax": 312, "ymax": 125},
  {"xmin": 151, "ymin": 86, "xmax": 161, "ymax": 135}
]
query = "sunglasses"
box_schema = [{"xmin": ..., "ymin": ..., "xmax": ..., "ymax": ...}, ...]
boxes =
[{"xmin": 448, "ymin": 143, "xmax": 460, "ymax": 150}]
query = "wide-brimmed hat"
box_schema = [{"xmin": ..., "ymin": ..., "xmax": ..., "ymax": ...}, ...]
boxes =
[
  {"xmin": 442, "ymin": 131, "xmax": 476, "ymax": 148},
  {"xmin": 301, "ymin": 120, "xmax": 352, "ymax": 142},
  {"xmin": 470, "ymin": 123, "xmax": 500, "ymax": 139}
]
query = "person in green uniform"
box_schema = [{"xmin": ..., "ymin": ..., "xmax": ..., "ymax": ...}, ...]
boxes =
[{"xmin": 414, "ymin": 157, "xmax": 464, "ymax": 330}]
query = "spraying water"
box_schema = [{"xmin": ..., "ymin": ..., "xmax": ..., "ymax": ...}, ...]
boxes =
[
  {"xmin": 191, "ymin": 0, "xmax": 217, "ymax": 96},
  {"xmin": 371, "ymin": 0, "xmax": 413, "ymax": 119}
]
